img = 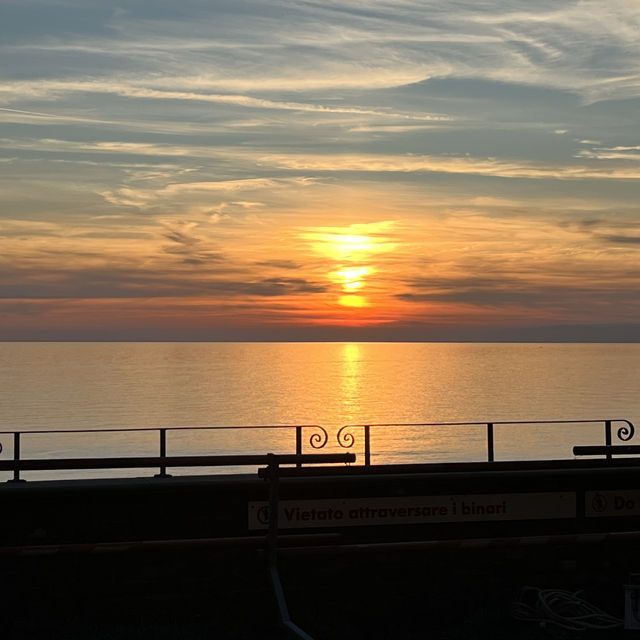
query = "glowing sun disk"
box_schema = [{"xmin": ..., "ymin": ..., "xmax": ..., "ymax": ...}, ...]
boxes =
[
  {"xmin": 334, "ymin": 267, "xmax": 369, "ymax": 280},
  {"xmin": 339, "ymin": 295, "xmax": 368, "ymax": 307},
  {"xmin": 332, "ymin": 266, "xmax": 371, "ymax": 293},
  {"xmin": 308, "ymin": 234, "xmax": 376, "ymax": 260}
]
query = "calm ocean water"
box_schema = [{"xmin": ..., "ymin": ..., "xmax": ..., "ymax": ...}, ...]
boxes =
[{"xmin": 1, "ymin": 342, "xmax": 639, "ymax": 479}]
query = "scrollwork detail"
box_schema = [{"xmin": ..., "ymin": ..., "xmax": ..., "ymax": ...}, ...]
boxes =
[
  {"xmin": 337, "ymin": 426, "xmax": 356, "ymax": 449},
  {"xmin": 617, "ymin": 420, "xmax": 635, "ymax": 442},
  {"xmin": 308, "ymin": 426, "xmax": 328, "ymax": 449}
]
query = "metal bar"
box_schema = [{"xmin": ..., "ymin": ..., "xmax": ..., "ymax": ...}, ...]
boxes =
[
  {"xmin": 266, "ymin": 454, "xmax": 315, "ymax": 640},
  {"xmin": 263, "ymin": 461, "xmax": 640, "ymax": 485},
  {"xmin": 155, "ymin": 428, "xmax": 170, "ymax": 478},
  {"xmin": 0, "ymin": 419, "xmax": 633, "ymax": 437},
  {"xmin": 0, "ymin": 533, "xmax": 343, "ymax": 557},
  {"xmin": 335, "ymin": 419, "xmax": 634, "ymax": 429},
  {"xmin": 0, "ymin": 453, "xmax": 356, "ymax": 473},
  {"xmin": 605, "ymin": 420, "xmax": 612, "ymax": 461},
  {"xmin": 267, "ymin": 455, "xmax": 280, "ymax": 569},
  {"xmin": 278, "ymin": 530, "xmax": 640, "ymax": 557},
  {"xmin": 12, "ymin": 433, "xmax": 21, "ymax": 482},
  {"xmin": 296, "ymin": 426, "xmax": 302, "ymax": 468},
  {"xmin": 364, "ymin": 425, "xmax": 371, "ymax": 466},
  {"xmin": 487, "ymin": 423, "xmax": 494, "ymax": 462},
  {"xmin": 574, "ymin": 445, "xmax": 640, "ymax": 456},
  {"xmin": 0, "ymin": 423, "xmax": 325, "ymax": 435}
]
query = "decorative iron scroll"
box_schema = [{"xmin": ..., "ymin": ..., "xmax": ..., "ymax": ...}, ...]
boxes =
[
  {"xmin": 617, "ymin": 420, "xmax": 635, "ymax": 442},
  {"xmin": 336, "ymin": 425, "xmax": 356, "ymax": 449},
  {"xmin": 308, "ymin": 425, "xmax": 328, "ymax": 449}
]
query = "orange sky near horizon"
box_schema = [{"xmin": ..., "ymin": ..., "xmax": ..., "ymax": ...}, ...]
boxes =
[
  {"xmin": 3, "ymin": 203, "xmax": 638, "ymax": 340},
  {"xmin": 1, "ymin": 1, "xmax": 640, "ymax": 341}
]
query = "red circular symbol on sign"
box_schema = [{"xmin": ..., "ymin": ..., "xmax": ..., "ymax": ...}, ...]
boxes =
[{"xmin": 257, "ymin": 506, "xmax": 269, "ymax": 525}]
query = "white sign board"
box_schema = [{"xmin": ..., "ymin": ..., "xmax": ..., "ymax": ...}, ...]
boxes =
[
  {"xmin": 586, "ymin": 490, "xmax": 640, "ymax": 517},
  {"xmin": 248, "ymin": 492, "xmax": 576, "ymax": 529}
]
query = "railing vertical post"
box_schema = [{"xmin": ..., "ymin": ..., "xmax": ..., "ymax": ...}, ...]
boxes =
[
  {"xmin": 364, "ymin": 425, "xmax": 371, "ymax": 466},
  {"xmin": 265, "ymin": 453, "xmax": 314, "ymax": 639},
  {"xmin": 13, "ymin": 432, "xmax": 21, "ymax": 482},
  {"xmin": 267, "ymin": 454, "xmax": 280, "ymax": 568},
  {"xmin": 605, "ymin": 420, "xmax": 612, "ymax": 461},
  {"xmin": 296, "ymin": 426, "xmax": 302, "ymax": 468},
  {"xmin": 487, "ymin": 423, "xmax": 495, "ymax": 462},
  {"xmin": 155, "ymin": 428, "xmax": 171, "ymax": 478},
  {"xmin": 266, "ymin": 452, "xmax": 307, "ymax": 638}
]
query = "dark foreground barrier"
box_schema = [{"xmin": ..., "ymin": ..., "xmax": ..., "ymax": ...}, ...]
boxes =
[
  {"xmin": 1, "ymin": 452, "xmax": 355, "ymax": 640},
  {"xmin": 2, "ymin": 419, "xmax": 640, "ymax": 638}
]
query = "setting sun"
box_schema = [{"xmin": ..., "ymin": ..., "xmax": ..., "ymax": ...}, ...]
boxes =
[
  {"xmin": 304, "ymin": 233, "xmax": 375, "ymax": 261},
  {"xmin": 296, "ymin": 223, "xmax": 400, "ymax": 316},
  {"xmin": 300, "ymin": 223, "xmax": 398, "ymax": 261},
  {"xmin": 338, "ymin": 295, "xmax": 368, "ymax": 308},
  {"xmin": 332, "ymin": 267, "xmax": 370, "ymax": 292}
]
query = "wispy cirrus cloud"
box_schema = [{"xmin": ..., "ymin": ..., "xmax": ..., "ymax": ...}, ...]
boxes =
[
  {"xmin": 261, "ymin": 152, "xmax": 640, "ymax": 181},
  {"xmin": 0, "ymin": 80, "xmax": 448, "ymax": 121},
  {"xmin": 576, "ymin": 146, "xmax": 640, "ymax": 161},
  {"xmin": 3, "ymin": 1, "xmax": 639, "ymax": 101},
  {"xmin": 100, "ymin": 177, "xmax": 311, "ymax": 210}
]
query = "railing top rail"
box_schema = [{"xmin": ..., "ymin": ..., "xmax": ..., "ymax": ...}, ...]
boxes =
[
  {"xmin": 340, "ymin": 419, "xmax": 633, "ymax": 428},
  {"xmin": 0, "ymin": 424, "xmax": 324, "ymax": 436},
  {"xmin": 1, "ymin": 419, "xmax": 633, "ymax": 436}
]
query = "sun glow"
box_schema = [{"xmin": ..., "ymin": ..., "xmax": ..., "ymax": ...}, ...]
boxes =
[
  {"xmin": 300, "ymin": 222, "xmax": 398, "ymax": 314},
  {"xmin": 300, "ymin": 223, "xmax": 397, "ymax": 262},
  {"xmin": 338, "ymin": 295, "xmax": 368, "ymax": 307},
  {"xmin": 332, "ymin": 266, "xmax": 372, "ymax": 306},
  {"xmin": 332, "ymin": 266, "xmax": 370, "ymax": 291},
  {"xmin": 308, "ymin": 234, "xmax": 375, "ymax": 260}
]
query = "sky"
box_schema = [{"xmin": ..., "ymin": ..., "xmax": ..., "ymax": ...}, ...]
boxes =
[{"xmin": 1, "ymin": 0, "xmax": 640, "ymax": 341}]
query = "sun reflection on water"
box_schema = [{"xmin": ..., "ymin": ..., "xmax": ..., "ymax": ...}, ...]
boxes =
[{"xmin": 340, "ymin": 343, "xmax": 362, "ymax": 425}]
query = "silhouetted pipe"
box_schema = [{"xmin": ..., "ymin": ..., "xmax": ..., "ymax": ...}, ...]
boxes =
[
  {"xmin": 573, "ymin": 445, "xmax": 640, "ymax": 457},
  {"xmin": 0, "ymin": 452, "xmax": 356, "ymax": 472}
]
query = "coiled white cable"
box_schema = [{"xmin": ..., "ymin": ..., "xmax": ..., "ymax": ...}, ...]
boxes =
[{"xmin": 512, "ymin": 586, "xmax": 622, "ymax": 632}]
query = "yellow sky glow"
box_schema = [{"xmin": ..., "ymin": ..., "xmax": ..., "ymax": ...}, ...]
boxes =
[
  {"xmin": 338, "ymin": 295, "xmax": 368, "ymax": 308},
  {"xmin": 332, "ymin": 267, "xmax": 371, "ymax": 292},
  {"xmin": 300, "ymin": 223, "xmax": 399, "ymax": 311}
]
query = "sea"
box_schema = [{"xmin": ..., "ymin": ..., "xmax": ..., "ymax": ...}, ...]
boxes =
[{"xmin": 1, "ymin": 342, "xmax": 639, "ymax": 480}]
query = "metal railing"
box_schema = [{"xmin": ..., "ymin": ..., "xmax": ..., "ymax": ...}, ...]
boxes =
[
  {"xmin": 0, "ymin": 424, "xmax": 329, "ymax": 482},
  {"xmin": 336, "ymin": 419, "xmax": 636, "ymax": 466},
  {"xmin": 1, "ymin": 419, "xmax": 636, "ymax": 481}
]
